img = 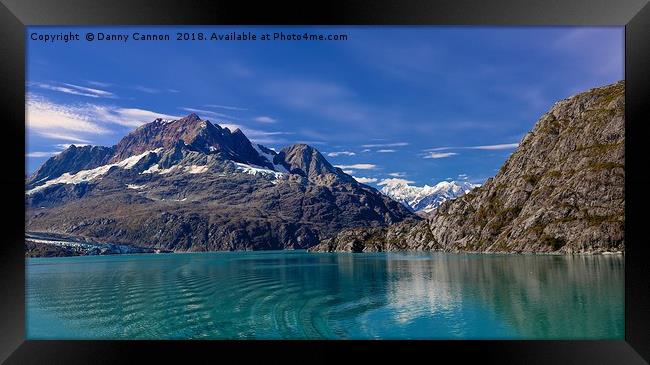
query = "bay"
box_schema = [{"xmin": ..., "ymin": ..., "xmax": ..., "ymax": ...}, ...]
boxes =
[{"xmin": 26, "ymin": 251, "xmax": 623, "ymax": 339}]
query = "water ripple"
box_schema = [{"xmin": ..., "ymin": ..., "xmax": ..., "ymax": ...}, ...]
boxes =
[{"xmin": 26, "ymin": 252, "xmax": 624, "ymax": 339}]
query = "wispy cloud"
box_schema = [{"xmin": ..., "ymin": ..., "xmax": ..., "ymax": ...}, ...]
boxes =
[
  {"xmin": 262, "ymin": 79, "xmax": 369, "ymax": 122},
  {"xmin": 26, "ymin": 151, "xmax": 58, "ymax": 158},
  {"xmin": 205, "ymin": 104, "xmax": 248, "ymax": 111},
  {"xmin": 180, "ymin": 107, "xmax": 239, "ymax": 121},
  {"xmin": 30, "ymin": 82, "xmax": 114, "ymax": 98},
  {"xmin": 342, "ymin": 170, "xmax": 355, "ymax": 175},
  {"xmin": 26, "ymin": 142, "xmax": 91, "ymax": 159},
  {"xmin": 26, "ymin": 93, "xmax": 180, "ymax": 143},
  {"xmin": 424, "ymin": 152, "xmax": 458, "ymax": 159},
  {"xmin": 327, "ymin": 151, "xmax": 356, "ymax": 157},
  {"xmin": 62, "ymin": 83, "xmax": 113, "ymax": 97},
  {"xmin": 258, "ymin": 131, "xmax": 293, "ymax": 136},
  {"xmin": 552, "ymin": 28, "xmax": 623, "ymax": 80},
  {"xmin": 353, "ymin": 176, "xmax": 378, "ymax": 184},
  {"xmin": 426, "ymin": 143, "xmax": 519, "ymax": 151},
  {"xmin": 253, "ymin": 116, "xmax": 277, "ymax": 123},
  {"xmin": 226, "ymin": 63, "xmax": 254, "ymax": 79},
  {"xmin": 133, "ymin": 85, "xmax": 160, "ymax": 94},
  {"xmin": 135, "ymin": 86, "xmax": 183, "ymax": 94},
  {"xmin": 55, "ymin": 143, "xmax": 88, "ymax": 150},
  {"xmin": 35, "ymin": 131, "xmax": 92, "ymax": 143},
  {"xmin": 87, "ymin": 80, "xmax": 111, "ymax": 88},
  {"xmin": 377, "ymin": 149, "xmax": 396, "ymax": 153},
  {"xmin": 91, "ymin": 107, "xmax": 180, "ymax": 127},
  {"xmin": 361, "ymin": 142, "xmax": 409, "ymax": 148},
  {"xmin": 295, "ymin": 140, "xmax": 328, "ymax": 145},
  {"xmin": 27, "ymin": 94, "xmax": 111, "ymax": 141},
  {"xmin": 468, "ymin": 143, "xmax": 519, "ymax": 150},
  {"xmin": 334, "ymin": 163, "xmax": 377, "ymax": 170},
  {"xmin": 295, "ymin": 129, "xmax": 331, "ymax": 143},
  {"xmin": 352, "ymin": 35, "xmax": 447, "ymax": 84},
  {"xmin": 388, "ymin": 172, "xmax": 406, "ymax": 177}
]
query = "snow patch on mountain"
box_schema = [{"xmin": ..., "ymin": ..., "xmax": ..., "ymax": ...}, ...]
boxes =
[
  {"xmin": 254, "ymin": 144, "xmax": 288, "ymax": 173},
  {"xmin": 27, "ymin": 149, "xmax": 163, "ymax": 195},
  {"xmin": 126, "ymin": 184, "xmax": 147, "ymax": 190},
  {"xmin": 185, "ymin": 165, "xmax": 209, "ymax": 174},
  {"xmin": 142, "ymin": 164, "xmax": 163, "ymax": 174},
  {"xmin": 380, "ymin": 179, "xmax": 480, "ymax": 213},
  {"xmin": 142, "ymin": 164, "xmax": 209, "ymax": 175},
  {"xmin": 234, "ymin": 162, "xmax": 285, "ymax": 179}
]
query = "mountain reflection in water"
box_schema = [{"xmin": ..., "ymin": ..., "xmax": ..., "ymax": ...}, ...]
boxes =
[{"xmin": 27, "ymin": 251, "xmax": 623, "ymax": 339}]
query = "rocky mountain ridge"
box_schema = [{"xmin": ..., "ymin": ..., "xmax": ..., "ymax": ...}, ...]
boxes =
[
  {"xmin": 380, "ymin": 179, "xmax": 480, "ymax": 214},
  {"xmin": 26, "ymin": 114, "xmax": 415, "ymax": 251},
  {"xmin": 311, "ymin": 81, "xmax": 625, "ymax": 254}
]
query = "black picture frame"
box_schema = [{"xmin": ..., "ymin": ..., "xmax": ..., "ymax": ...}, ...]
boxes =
[{"xmin": 1, "ymin": 0, "xmax": 649, "ymax": 363}]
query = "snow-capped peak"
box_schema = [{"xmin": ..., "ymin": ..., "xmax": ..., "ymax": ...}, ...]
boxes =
[{"xmin": 380, "ymin": 179, "xmax": 480, "ymax": 214}]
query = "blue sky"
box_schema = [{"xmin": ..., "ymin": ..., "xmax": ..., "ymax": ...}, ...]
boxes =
[{"xmin": 26, "ymin": 26, "xmax": 623, "ymax": 187}]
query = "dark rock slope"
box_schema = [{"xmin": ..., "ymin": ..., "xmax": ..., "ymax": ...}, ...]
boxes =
[
  {"xmin": 311, "ymin": 81, "xmax": 625, "ymax": 254},
  {"xmin": 26, "ymin": 114, "xmax": 415, "ymax": 251}
]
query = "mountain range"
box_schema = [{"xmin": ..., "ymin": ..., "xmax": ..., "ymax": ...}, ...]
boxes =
[
  {"xmin": 310, "ymin": 81, "xmax": 625, "ymax": 254},
  {"xmin": 27, "ymin": 81, "xmax": 625, "ymax": 254},
  {"xmin": 26, "ymin": 113, "xmax": 416, "ymax": 251},
  {"xmin": 379, "ymin": 179, "xmax": 479, "ymax": 215}
]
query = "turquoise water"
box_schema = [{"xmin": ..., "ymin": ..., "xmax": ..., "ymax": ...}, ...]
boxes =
[{"xmin": 26, "ymin": 251, "xmax": 624, "ymax": 339}]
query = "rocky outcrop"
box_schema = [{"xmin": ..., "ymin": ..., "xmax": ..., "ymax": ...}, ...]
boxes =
[
  {"xmin": 26, "ymin": 114, "xmax": 415, "ymax": 251},
  {"xmin": 311, "ymin": 81, "xmax": 625, "ymax": 254},
  {"xmin": 275, "ymin": 144, "xmax": 355, "ymax": 185}
]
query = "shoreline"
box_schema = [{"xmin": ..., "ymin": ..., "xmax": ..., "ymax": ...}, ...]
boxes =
[
  {"xmin": 25, "ymin": 231, "xmax": 624, "ymax": 258},
  {"xmin": 26, "ymin": 245, "xmax": 625, "ymax": 258}
]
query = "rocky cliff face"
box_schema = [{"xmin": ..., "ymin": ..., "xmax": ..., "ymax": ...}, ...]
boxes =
[
  {"xmin": 26, "ymin": 114, "xmax": 415, "ymax": 251},
  {"xmin": 311, "ymin": 81, "xmax": 625, "ymax": 254},
  {"xmin": 275, "ymin": 144, "xmax": 356, "ymax": 185}
]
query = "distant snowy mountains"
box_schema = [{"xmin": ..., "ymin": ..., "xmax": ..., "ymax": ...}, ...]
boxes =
[{"xmin": 379, "ymin": 178, "xmax": 480, "ymax": 214}]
